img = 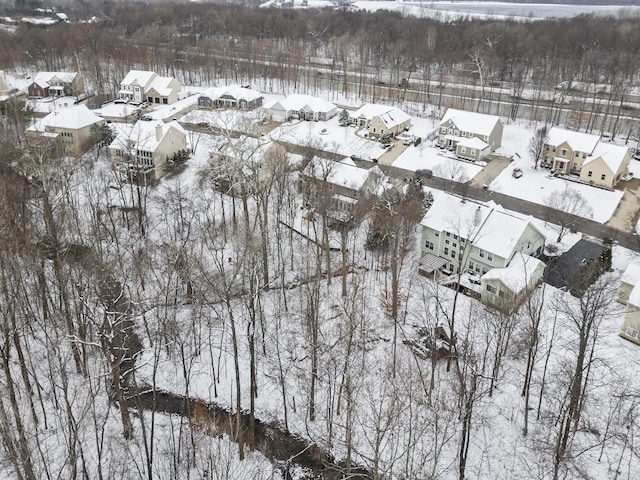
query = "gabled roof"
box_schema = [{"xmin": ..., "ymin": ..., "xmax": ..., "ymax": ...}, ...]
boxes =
[
  {"xmin": 263, "ymin": 94, "xmax": 335, "ymax": 113},
  {"xmin": 212, "ymin": 135, "xmax": 274, "ymax": 164},
  {"xmin": 421, "ymin": 192, "xmax": 544, "ymax": 260},
  {"xmin": 147, "ymin": 75, "xmax": 179, "ymax": 96},
  {"xmin": 351, "ymin": 103, "xmax": 411, "ymax": 129},
  {"xmin": 109, "ymin": 120, "xmax": 186, "ymax": 153},
  {"xmin": 33, "ymin": 71, "xmax": 78, "ymax": 85},
  {"xmin": 440, "ymin": 108, "xmax": 501, "ymax": 136},
  {"xmin": 37, "ymin": 105, "xmax": 103, "ymax": 130},
  {"xmin": 121, "ymin": 70, "xmax": 157, "ymax": 88},
  {"xmin": 304, "ymin": 156, "xmax": 375, "ymax": 191},
  {"xmin": 547, "ymin": 127, "xmax": 599, "ymax": 154},
  {"xmin": 457, "ymin": 136, "xmax": 489, "ymax": 150},
  {"xmin": 482, "ymin": 252, "xmax": 544, "ymax": 293},
  {"xmin": 201, "ymin": 85, "xmax": 263, "ymax": 103},
  {"xmin": 584, "ymin": 142, "xmax": 629, "ymax": 173}
]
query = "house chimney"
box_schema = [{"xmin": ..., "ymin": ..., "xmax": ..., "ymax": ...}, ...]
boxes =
[
  {"xmin": 474, "ymin": 206, "xmax": 481, "ymax": 226},
  {"xmin": 155, "ymin": 124, "xmax": 163, "ymax": 142}
]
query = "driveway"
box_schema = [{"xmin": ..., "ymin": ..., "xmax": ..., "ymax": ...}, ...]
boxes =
[
  {"xmin": 544, "ymin": 239, "xmax": 607, "ymax": 291},
  {"xmin": 470, "ymin": 154, "xmax": 512, "ymax": 187}
]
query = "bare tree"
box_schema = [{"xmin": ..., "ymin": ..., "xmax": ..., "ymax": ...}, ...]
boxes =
[
  {"xmin": 528, "ymin": 124, "xmax": 549, "ymax": 170},
  {"xmin": 544, "ymin": 184, "xmax": 593, "ymax": 242}
]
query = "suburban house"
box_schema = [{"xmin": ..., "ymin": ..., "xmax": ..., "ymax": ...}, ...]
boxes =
[
  {"xmin": 300, "ymin": 156, "xmax": 383, "ymax": 222},
  {"xmin": 349, "ymin": 104, "xmax": 411, "ymax": 139},
  {"xmin": 26, "ymin": 105, "xmax": 105, "ymax": 155},
  {"xmin": 617, "ymin": 263, "xmax": 640, "ymax": 346},
  {"xmin": 480, "ymin": 253, "xmax": 546, "ymax": 311},
  {"xmin": 419, "ymin": 191, "xmax": 545, "ymax": 284},
  {"xmin": 27, "ymin": 71, "xmax": 85, "ymax": 98},
  {"xmin": 198, "ymin": 86, "xmax": 263, "ymax": 110},
  {"xmin": 541, "ymin": 127, "xmax": 631, "ymax": 189},
  {"xmin": 118, "ymin": 70, "xmax": 181, "ymax": 105},
  {"xmin": 437, "ymin": 108, "xmax": 503, "ymax": 161},
  {"xmin": 262, "ymin": 94, "xmax": 337, "ymax": 122},
  {"xmin": 209, "ymin": 136, "xmax": 287, "ymax": 194},
  {"xmin": 108, "ymin": 120, "xmax": 187, "ymax": 184}
]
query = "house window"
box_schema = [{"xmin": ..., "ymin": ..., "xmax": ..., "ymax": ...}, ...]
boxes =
[
  {"xmin": 445, "ymin": 239, "xmax": 450, "ymax": 245},
  {"xmin": 482, "ymin": 268, "xmax": 488, "ymax": 274},
  {"xmin": 487, "ymin": 252, "xmax": 493, "ymax": 261},
  {"xmin": 451, "ymin": 251, "xmax": 456, "ymax": 259},
  {"xmin": 453, "ymin": 234, "xmax": 458, "ymax": 240},
  {"xmin": 575, "ymin": 152, "xmax": 579, "ymax": 157},
  {"xmin": 588, "ymin": 171, "xmax": 593, "ymax": 177},
  {"xmin": 601, "ymin": 173, "xmax": 606, "ymax": 181},
  {"xmin": 561, "ymin": 149, "xmax": 567, "ymax": 156},
  {"xmin": 453, "ymin": 242, "xmax": 457, "ymax": 248},
  {"xmin": 626, "ymin": 326, "xmax": 639, "ymax": 339},
  {"xmin": 460, "ymin": 146, "xmax": 466, "ymax": 154},
  {"xmin": 435, "ymin": 232, "xmax": 440, "ymax": 237},
  {"xmin": 583, "ymin": 153, "xmax": 587, "ymax": 158},
  {"xmin": 425, "ymin": 241, "xmax": 434, "ymax": 250},
  {"xmin": 475, "ymin": 264, "xmax": 481, "ymax": 273},
  {"xmin": 469, "ymin": 261, "xmax": 475, "ymax": 269},
  {"xmin": 498, "ymin": 290, "xmax": 508, "ymax": 299},
  {"xmin": 163, "ymin": 98, "xmax": 168, "ymax": 105},
  {"xmin": 444, "ymin": 247, "xmax": 449, "ymax": 255},
  {"xmin": 448, "ymin": 128, "xmax": 453, "ymax": 134},
  {"xmin": 373, "ymin": 128, "xmax": 376, "ymax": 133},
  {"xmin": 479, "ymin": 249, "xmax": 485, "ymax": 258},
  {"xmin": 471, "ymin": 149, "xmax": 476, "ymax": 155},
  {"xmin": 441, "ymin": 127, "xmax": 447, "ymax": 134},
  {"xmin": 486, "ymin": 284, "xmax": 497, "ymax": 294},
  {"xmin": 572, "ymin": 163, "xmax": 578, "ymax": 171},
  {"xmin": 445, "ymin": 232, "xmax": 451, "ymax": 237}
]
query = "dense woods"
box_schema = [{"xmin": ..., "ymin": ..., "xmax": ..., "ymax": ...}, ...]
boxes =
[{"xmin": 0, "ymin": 4, "xmax": 639, "ymax": 480}]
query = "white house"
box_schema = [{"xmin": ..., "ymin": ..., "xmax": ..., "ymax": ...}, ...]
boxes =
[
  {"xmin": 349, "ymin": 104, "xmax": 411, "ymax": 138},
  {"xmin": 480, "ymin": 253, "xmax": 545, "ymax": 311},
  {"xmin": 119, "ymin": 70, "xmax": 181, "ymax": 105},
  {"xmin": 108, "ymin": 120, "xmax": 187, "ymax": 184},
  {"xmin": 437, "ymin": 108, "xmax": 503, "ymax": 161},
  {"xmin": 420, "ymin": 192, "xmax": 545, "ymax": 277},
  {"xmin": 262, "ymin": 94, "xmax": 337, "ymax": 122},
  {"xmin": 26, "ymin": 105, "xmax": 104, "ymax": 155}
]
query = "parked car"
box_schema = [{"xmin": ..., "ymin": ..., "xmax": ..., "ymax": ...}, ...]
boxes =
[{"xmin": 512, "ymin": 168, "xmax": 523, "ymax": 178}]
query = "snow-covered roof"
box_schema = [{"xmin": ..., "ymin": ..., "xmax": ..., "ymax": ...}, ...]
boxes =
[
  {"xmin": 33, "ymin": 71, "xmax": 77, "ymax": 85},
  {"xmin": 263, "ymin": 94, "xmax": 335, "ymax": 113},
  {"xmin": 547, "ymin": 127, "xmax": 599, "ymax": 154},
  {"xmin": 421, "ymin": 192, "xmax": 543, "ymax": 260},
  {"xmin": 121, "ymin": 70, "xmax": 156, "ymax": 88},
  {"xmin": 584, "ymin": 141, "xmax": 629, "ymax": 173},
  {"xmin": 109, "ymin": 120, "xmax": 185, "ymax": 153},
  {"xmin": 628, "ymin": 282, "xmax": 640, "ymax": 308},
  {"xmin": 440, "ymin": 108, "xmax": 501, "ymax": 136},
  {"xmin": 621, "ymin": 263, "xmax": 640, "ymax": 286},
  {"xmin": 304, "ymin": 156, "xmax": 374, "ymax": 191},
  {"xmin": 482, "ymin": 253, "xmax": 544, "ymax": 293},
  {"xmin": 148, "ymin": 75, "xmax": 179, "ymax": 96},
  {"xmin": 201, "ymin": 85, "xmax": 263, "ymax": 102},
  {"xmin": 351, "ymin": 103, "xmax": 410, "ymax": 129},
  {"xmin": 457, "ymin": 136, "xmax": 489, "ymax": 150},
  {"xmin": 35, "ymin": 105, "xmax": 103, "ymax": 130}
]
